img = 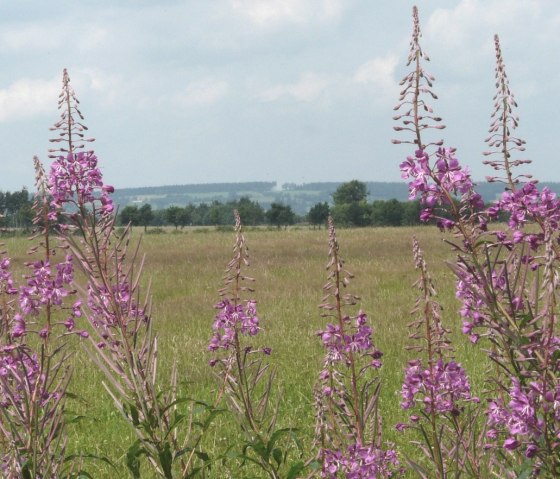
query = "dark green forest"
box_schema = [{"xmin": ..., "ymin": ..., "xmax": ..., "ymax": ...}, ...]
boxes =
[
  {"xmin": 4, "ymin": 180, "xmax": 560, "ymax": 231},
  {"xmin": 111, "ymin": 180, "xmax": 550, "ymax": 216},
  {"xmin": 113, "ymin": 180, "xmax": 509, "ymax": 229},
  {"xmin": 0, "ymin": 188, "xmax": 33, "ymax": 228}
]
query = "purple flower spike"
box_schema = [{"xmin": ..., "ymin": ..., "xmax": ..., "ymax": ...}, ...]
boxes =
[
  {"xmin": 323, "ymin": 443, "xmax": 401, "ymax": 478},
  {"xmin": 317, "ymin": 310, "xmax": 376, "ymax": 365},
  {"xmin": 209, "ymin": 299, "xmax": 261, "ymax": 351},
  {"xmin": 49, "ymin": 151, "xmax": 113, "ymax": 213},
  {"xmin": 11, "ymin": 315, "xmax": 26, "ymax": 339},
  {"xmin": 503, "ymin": 437, "xmax": 520, "ymax": 450},
  {"xmin": 401, "ymin": 359, "xmax": 475, "ymax": 414}
]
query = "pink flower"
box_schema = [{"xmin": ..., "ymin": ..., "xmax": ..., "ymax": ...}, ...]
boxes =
[{"xmin": 49, "ymin": 151, "xmax": 114, "ymax": 214}]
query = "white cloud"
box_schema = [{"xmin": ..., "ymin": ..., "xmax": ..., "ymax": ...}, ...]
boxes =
[
  {"xmin": 259, "ymin": 72, "xmax": 331, "ymax": 102},
  {"xmin": 79, "ymin": 26, "xmax": 109, "ymax": 50},
  {"xmin": 71, "ymin": 68, "xmax": 125, "ymax": 107},
  {"xmin": 421, "ymin": 0, "xmax": 560, "ymax": 93},
  {"xmin": 1, "ymin": 22, "xmax": 108, "ymax": 52},
  {"xmin": 0, "ymin": 25, "xmax": 64, "ymax": 51},
  {"xmin": 0, "ymin": 77, "xmax": 59, "ymax": 121},
  {"xmin": 426, "ymin": 0, "xmax": 541, "ymax": 50},
  {"xmin": 257, "ymin": 57, "xmax": 399, "ymax": 106},
  {"xmin": 353, "ymin": 54, "xmax": 399, "ymax": 92},
  {"xmin": 176, "ymin": 78, "xmax": 229, "ymax": 107},
  {"xmin": 229, "ymin": 0, "xmax": 346, "ymax": 27}
]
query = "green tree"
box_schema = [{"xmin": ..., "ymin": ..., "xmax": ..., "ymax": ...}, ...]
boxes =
[
  {"xmin": 14, "ymin": 204, "xmax": 33, "ymax": 230},
  {"xmin": 332, "ymin": 180, "xmax": 368, "ymax": 205},
  {"xmin": 308, "ymin": 202, "xmax": 329, "ymax": 228},
  {"xmin": 266, "ymin": 203, "xmax": 295, "ymax": 229},
  {"xmin": 165, "ymin": 206, "xmax": 184, "ymax": 229},
  {"xmin": 208, "ymin": 201, "xmax": 225, "ymax": 225},
  {"xmin": 178, "ymin": 206, "xmax": 193, "ymax": 228},
  {"xmin": 193, "ymin": 203, "xmax": 210, "ymax": 225},
  {"xmin": 151, "ymin": 209, "xmax": 166, "ymax": 226},
  {"xmin": 370, "ymin": 199, "xmax": 404, "ymax": 226},
  {"xmin": 331, "ymin": 180, "xmax": 371, "ymax": 227},
  {"xmin": 0, "ymin": 188, "xmax": 32, "ymax": 228},
  {"xmin": 138, "ymin": 204, "xmax": 154, "ymax": 231},
  {"xmin": 331, "ymin": 202, "xmax": 371, "ymax": 227},
  {"xmin": 401, "ymin": 200, "xmax": 422, "ymax": 226},
  {"xmin": 120, "ymin": 205, "xmax": 140, "ymax": 226},
  {"xmin": 234, "ymin": 197, "xmax": 264, "ymax": 225}
]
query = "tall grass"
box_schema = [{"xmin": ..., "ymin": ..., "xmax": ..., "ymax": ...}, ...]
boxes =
[
  {"xmin": 4, "ymin": 7, "xmax": 553, "ymax": 476},
  {"xmin": 2, "ymin": 226, "xmax": 487, "ymax": 477}
]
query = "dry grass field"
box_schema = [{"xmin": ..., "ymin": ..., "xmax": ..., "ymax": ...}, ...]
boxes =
[{"xmin": 2, "ymin": 225, "xmax": 489, "ymax": 477}]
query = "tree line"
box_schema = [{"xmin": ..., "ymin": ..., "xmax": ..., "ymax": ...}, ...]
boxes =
[
  {"xmin": 0, "ymin": 188, "xmax": 33, "ymax": 229},
  {"xmin": 118, "ymin": 180, "xmax": 427, "ymax": 229},
  {"xmin": 119, "ymin": 197, "xmax": 298, "ymax": 230},
  {"xmin": 0, "ymin": 181, "xmax": 465, "ymax": 231}
]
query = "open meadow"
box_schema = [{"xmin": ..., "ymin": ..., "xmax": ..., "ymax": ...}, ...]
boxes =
[
  {"xmin": 2, "ymin": 2, "xmax": 560, "ymax": 476},
  {"xmin": 2, "ymin": 225, "xmax": 488, "ymax": 477}
]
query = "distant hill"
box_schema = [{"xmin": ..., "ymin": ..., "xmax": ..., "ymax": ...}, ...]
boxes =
[{"xmin": 111, "ymin": 181, "xmax": 560, "ymax": 216}]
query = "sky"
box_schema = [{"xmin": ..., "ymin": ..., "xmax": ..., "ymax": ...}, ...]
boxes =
[{"xmin": 1, "ymin": 0, "xmax": 559, "ymax": 191}]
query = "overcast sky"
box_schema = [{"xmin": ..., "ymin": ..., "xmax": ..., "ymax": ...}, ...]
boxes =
[{"xmin": 1, "ymin": 0, "xmax": 559, "ymax": 191}]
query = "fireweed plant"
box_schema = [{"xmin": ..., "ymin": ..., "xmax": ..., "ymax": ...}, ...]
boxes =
[
  {"xmin": 0, "ymin": 107, "xmax": 90, "ymax": 475},
  {"xmin": 395, "ymin": 6, "xmax": 560, "ymax": 477},
  {"xmin": 1, "ymin": 8, "xmax": 559, "ymax": 479},
  {"xmin": 46, "ymin": 69, "xmax": 218, "ymax": 478},
  {"xmin": 313, "ymin": 216, "xmax": 401, "ymax": 478},
  {"xmin": 208, "ymin": 210, "xmax": 304, "ymax": 479},
  {"xmin": 399, "ymin": 238, "xmax": 488, "ymax": 478}
]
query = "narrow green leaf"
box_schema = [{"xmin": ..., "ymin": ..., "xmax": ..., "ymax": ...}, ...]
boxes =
[
  {"xmin": 128, "ymin": 404, "xmax": 140, "ymax": 426},
  {"xmin": 126, "ymin": 440, "xmax": 145, "ymax": 479},
  {"xmin": 287, "ymin": 461, "xmax": 305, "ymax": 479},
  {"xmin": 266, "ymin": 427, "xmax": 296, "ymax": 456},
  {"xmin": 71, "ymin": 472, "xmax": 94, "ymax": 479},
  {"xmin": 244, "ymin": 439, "xmax": 268, "ymax": 461},
  {"xmin": 272, "ymin": 448, "xmax": 283, "ymax": 467},
  {"xmin": 158, "ymin": 442, "xmax": 173, "ymax": 479}
]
